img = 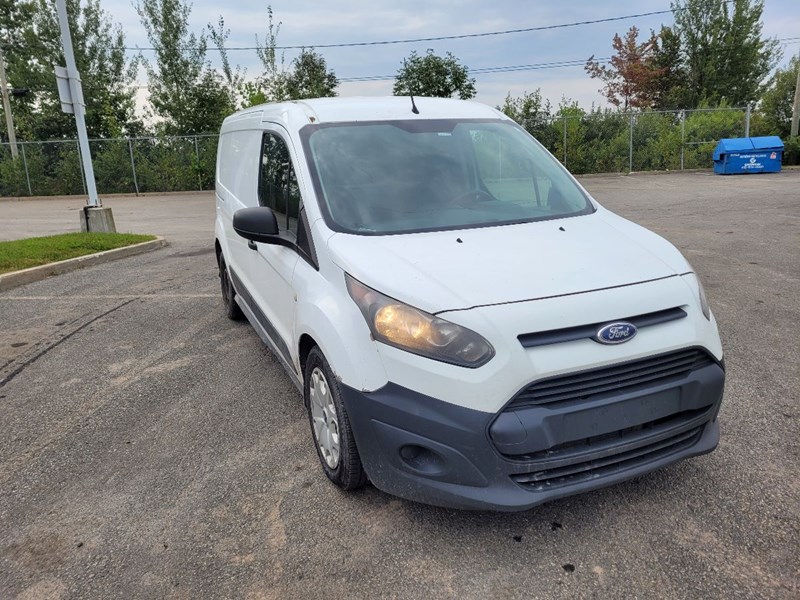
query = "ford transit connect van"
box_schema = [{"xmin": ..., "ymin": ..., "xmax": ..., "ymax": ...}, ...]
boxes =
[{"xmin": 214, "ymin": 97, "xmax": 725, "ymax": 511}]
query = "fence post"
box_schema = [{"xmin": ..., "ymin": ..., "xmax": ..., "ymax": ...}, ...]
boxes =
[
  {"xmin": 20, "ymin": 143, "xmax": 33, "ymax": 196},
  {"xmin": 680, "ymin": 110, "xmax": 686, "ymax": 171},
  {"xmin": 562, "ymin": 116, "xmax": 567, "ymax": 166},
  {"xmin": 128, "ymin": 138, "xmax": 140, "ymax": 196},
  {"xmin": 744, "ymin": 104, "xmax": 751, "ymax": 137},
  {"xmin": 629, "ymin": 113, "xmax": 634, "ymax": 173},
  {"xmin": 194, "ymin": 136, "xmax": 202, "ymax": 191}
]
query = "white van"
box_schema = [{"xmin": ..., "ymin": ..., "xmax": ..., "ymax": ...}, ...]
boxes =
[{"xmin": 214, "ymin": 97, "xmax": 725, "ymax": 511}]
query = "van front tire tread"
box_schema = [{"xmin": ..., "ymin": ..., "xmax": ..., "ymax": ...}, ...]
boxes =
[{"xmin": 305, "ymin": 347, "xmax": 367, "ymax": 491}]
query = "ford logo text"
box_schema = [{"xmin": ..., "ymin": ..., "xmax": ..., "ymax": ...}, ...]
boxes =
[{"xmin": 595, "ymin": 322, "xmax": 637, "ymax": 345}]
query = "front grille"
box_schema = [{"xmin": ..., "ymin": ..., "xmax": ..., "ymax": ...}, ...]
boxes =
[
  {"xmin": 510, "ymin": 425, "xmax": 704, "ymax": 491},
  {"xmin": 506, "ymin": 348, "xmax": 715, "ymax": 410}
]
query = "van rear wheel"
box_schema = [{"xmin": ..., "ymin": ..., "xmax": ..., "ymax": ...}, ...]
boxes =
[
  {"xmin": 304, "ymin": 347, "xmax": 367, "ymax": 490},
  {"xmin": 217, "ymin": 253, "xmax": 243, "ymax": 321}
]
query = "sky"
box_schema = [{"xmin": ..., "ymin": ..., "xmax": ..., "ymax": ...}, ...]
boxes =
[{"xmin": 103, "ymin": 0, "xmax": 800, "ymax": 111}]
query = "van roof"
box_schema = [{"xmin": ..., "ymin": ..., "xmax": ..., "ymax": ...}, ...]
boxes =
[{"xmin": 221, "ymin": 96, "xmax": 507, "ymax": 131}]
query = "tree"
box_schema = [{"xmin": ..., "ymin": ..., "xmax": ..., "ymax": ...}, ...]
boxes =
[
  {"xmin": 0, "ymin": 0, "xmax": 36, "ymax": 75},
  {"xmin": 393, "ymin": 50, "xmax": 476, "ymax": 100},
  {"xmin": 208, "ymin": 16, "xmax": 245, "ymax": 108},
  {"xmin": 499, "ymin": 89, "xmax": 558, "ymax": 149},
  {"xmin": 136, "ymin": 0, "xmax": 234, "ymax": 134},
  {"xmin": 3, "ymin": 0, "xmax": 138, "ymax": 140},
  {"xmin": 757, "ymin": 57, "xmax": 799, "ymax": 139},
  {"xmin": 285, "ymin": 49, "xmax": 338, "ymax": 100},
  {"xmin": 585, "ymin": 26, "xmax": 663, "ymax": 110},
  {"xmin": 500, "ymin": 90, "xmax": 551, "ymax": 129},
  {"xmin": 216, "ymin": 7, "xmax": 337, "ymax": 107},
  {"xmin": 671, "ymin": 0, "xmax": 780, "ymax": 107},
  {"xmin": 649, "ymin": 26, "xmax": 691, "ymax": 110},
  {"xmin": 242, "ymin": 5, "xmax": 288, "ymax": 106},
  {"xmin": 0, "ymin": 0, "xmax": 36, "ymax": 141}
]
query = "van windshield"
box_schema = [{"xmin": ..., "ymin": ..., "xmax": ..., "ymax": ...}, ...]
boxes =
[{"xmin": 301, "ymin": 119, "xmax": 594, "ymax": 235}]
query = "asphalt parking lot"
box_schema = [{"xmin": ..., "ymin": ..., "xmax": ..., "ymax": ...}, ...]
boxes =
[{"xmin": 1, "ymin": 171, "xmax": 798, "ymax": 599}]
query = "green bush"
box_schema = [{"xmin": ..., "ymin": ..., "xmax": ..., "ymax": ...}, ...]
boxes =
[
  {"xmin": 45, "ymin": 143, "xmax": 85, "ymax": 195},
  {"xmin": 0, "ymin": 145, "xmax": 28, "ymax": 196},
  {"xmin": 130, "ymin": 137, "xmax": 198, "ymax": 193},
  {"xmin": 92, "ymin": 139, "xmax": 137, "ymax": 194},
  {"xmin": 632, "ymin": 112, "xmax": 682, "ymax": 171},
  {"xmin": 783, "ymin": 137, "xmax": 800, "ymax": 166},
  {"xmin": 682, "ymin": 108, "xmax": 746, "ymax": 169}
]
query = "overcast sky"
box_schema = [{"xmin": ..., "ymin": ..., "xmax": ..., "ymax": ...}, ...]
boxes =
[{"xmin": 107, "ymin": 0, "xmax": 800, "ymax": 110}]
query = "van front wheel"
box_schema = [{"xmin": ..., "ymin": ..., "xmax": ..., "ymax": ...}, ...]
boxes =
[{"xmin": 304, "ymin": 347, "xmax": 367, "ymax": 490}]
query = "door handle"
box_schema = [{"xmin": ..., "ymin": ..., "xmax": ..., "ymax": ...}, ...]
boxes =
[{"xmin": 248, "ymin": 240, "xmax": 258, "ymax": 251}]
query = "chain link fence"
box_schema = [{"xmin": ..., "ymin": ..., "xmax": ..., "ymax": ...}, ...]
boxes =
[
  {"xmin": 523, "ymin": 106, "xmax": 754, "ymax": 174},
  {"xmin": 0, "ymin": 106, "xmax": 774, "ymax": 198},
  {"xmin": 0, "ymin": 134, "xmax": 218, "ymax": 197}
]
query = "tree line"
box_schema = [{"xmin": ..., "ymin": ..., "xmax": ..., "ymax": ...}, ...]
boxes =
[{"xmin": 0, "ymin": 0, "xmax": 797, "ymax": 196}]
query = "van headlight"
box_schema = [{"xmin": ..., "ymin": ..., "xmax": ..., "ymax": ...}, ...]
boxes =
[
  {"xmin": 683, "ymin": 272, "xmax": 711, "ymax": 320},
  {"xmin": 345, "ymin": 274, "xmax": 495, "ymax": 368}
]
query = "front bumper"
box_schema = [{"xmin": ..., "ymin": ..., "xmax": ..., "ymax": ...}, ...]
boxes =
[{"xmin": 340, "ymin": 356, "xmax": 725, "ymax": 511}]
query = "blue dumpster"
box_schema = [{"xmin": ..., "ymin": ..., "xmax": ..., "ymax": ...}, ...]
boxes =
[{"xmin": 713, "ymin": 136, "xmax": 784, "ymax": 175}]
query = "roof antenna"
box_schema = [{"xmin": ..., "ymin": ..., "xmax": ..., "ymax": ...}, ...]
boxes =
[{"xmin": 410, "ymin": 95, "xmax": 420, "ymax": 114}]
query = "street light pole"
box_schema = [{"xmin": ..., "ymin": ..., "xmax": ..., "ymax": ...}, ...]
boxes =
[
  {"xmin": 55, "ymin": 0, "xmax": 115, "ymax": 231},
  {"xmin": 55, "ymin": 0, "xmax": 98, "ymax": 206},
  {"xmin": 0, "ymin": 46, "xmax": 19, "ymax": 159}
]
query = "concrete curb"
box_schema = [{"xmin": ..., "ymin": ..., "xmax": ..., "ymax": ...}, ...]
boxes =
[{"xmin": 0, "ymin": 236, "xmax": 167, "ymax": 292}]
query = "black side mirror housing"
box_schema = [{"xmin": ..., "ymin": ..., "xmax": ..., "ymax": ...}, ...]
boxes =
[{"xmin": 233, "ymin": 207, "xmax": 279, "ymax": 243}]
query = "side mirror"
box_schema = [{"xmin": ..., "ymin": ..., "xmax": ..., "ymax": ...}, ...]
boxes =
[{"xmin": 233, "ymin": 207, "xmax": 279, "ymax": 243}]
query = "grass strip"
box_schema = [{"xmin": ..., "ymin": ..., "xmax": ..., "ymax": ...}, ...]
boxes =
[{"xmin": 0, "ymin": 232, "xmax": 157, "ymax": 274}]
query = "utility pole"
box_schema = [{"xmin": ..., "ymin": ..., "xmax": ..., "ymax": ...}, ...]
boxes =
[
  {"xmin": 0, "ymin": 46, "xmax": 19, "ymax": 159},
  {"xmin": 792, "ymin": 48, "xmax": 800, "ymax": 138},
  {"xmin": 54, "ymin": 0, "xmax": 115, "ymax": 231}
]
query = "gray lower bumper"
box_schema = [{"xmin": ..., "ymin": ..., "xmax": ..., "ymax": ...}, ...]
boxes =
[{"xmin": 340, "ymin": 361, "xmax": 725, "ymax": 511}]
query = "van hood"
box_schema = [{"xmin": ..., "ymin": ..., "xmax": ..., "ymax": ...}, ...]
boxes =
[{"xmin": 327, "ymin": 211, "xmax": 688, "ymax": 314}]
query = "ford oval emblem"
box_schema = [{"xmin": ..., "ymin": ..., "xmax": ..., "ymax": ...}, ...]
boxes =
[{"xmin": 595, "ymin": 322, "xmax": 637, "ymax": 345}]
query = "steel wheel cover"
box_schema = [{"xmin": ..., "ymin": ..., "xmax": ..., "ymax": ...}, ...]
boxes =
[{"xmin": 309, "ymin": 366, "xmax": 340, "ymax": 469}]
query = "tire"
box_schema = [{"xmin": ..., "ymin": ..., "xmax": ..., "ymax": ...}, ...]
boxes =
[
  {"xmin": 217, "ymin": 252, "xmax": 244, "ymax": 321},
  {"xmin": 304, "ymin": 346, "xmax": 367, "ymax": 490}
]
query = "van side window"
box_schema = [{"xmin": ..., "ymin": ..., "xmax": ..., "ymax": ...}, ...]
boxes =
[
  {"xmin": 259, "ymin": 132, "xmax": 301, "ymax": 235},
  {"xmin": 217, "ymin": 131, "xmax": 262, "ymax": 207}
]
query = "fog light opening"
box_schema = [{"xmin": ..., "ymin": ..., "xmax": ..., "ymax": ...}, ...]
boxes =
[{"xmin": 399, "ymin": 444, "xmax": 446, "ymax": 475}]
